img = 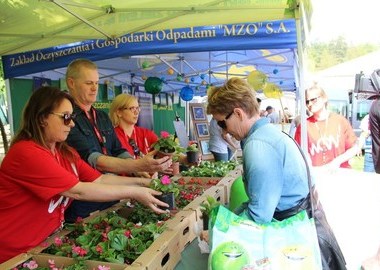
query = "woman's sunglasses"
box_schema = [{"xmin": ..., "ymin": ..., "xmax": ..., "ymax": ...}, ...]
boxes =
[
  {"xmin": 217, "ymin": 111, "xmax": 234, "ymax": 130},
  {"xmin": 51, "ymin": 112, "xmax": 77, "ymax": 126}
]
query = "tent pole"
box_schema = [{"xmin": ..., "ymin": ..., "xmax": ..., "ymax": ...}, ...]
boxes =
[{"xmin": 294, "ymin": 3, "xmax": 306, "ymax": 154}]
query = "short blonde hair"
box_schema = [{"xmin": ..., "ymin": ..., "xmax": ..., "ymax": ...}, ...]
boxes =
[
  {"xmin": 207, "ymin": 77, "xmax": 259, "ymax": 117},
  {"xmin": 109, "ymin": 93, "xmax": 138, "ymax": 126},
  {"xmin": 305, "ymin": 83, "xmax": 328, "ymax": 107}
]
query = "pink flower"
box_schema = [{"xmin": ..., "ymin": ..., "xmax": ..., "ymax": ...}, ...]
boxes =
[
  {"xmin": 54, "ymin": 237, "xmax": 63, "ymax": 246},
  {"xmin": 160, "ymin": 131, "xmax": 170, "ymax": 138},
  {"xmin": 23, "ymin": 260, "xmax": 38, "ymax": 269},
  {"xmin": 48, "ymin": 259, "xmax": 58, "ymax": 270},
  {"xmin": 160, "ymin": 175, "xmax": 171, "ymax": 185},
  {"xmin": 97, "ymin": 266, "xmax": 111, "ymax": 270}
]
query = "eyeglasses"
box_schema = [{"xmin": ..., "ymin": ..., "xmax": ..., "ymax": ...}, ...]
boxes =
[
  {"xmin": 123, "ymin": 106, "xmax": 140, "ymax": 113},
  {"xmin": 51, "ymin": 112, "xmax": 76, "ymax": 126},
  {"xmin": 306, "ymin": 96, "xmax": 320, "ymax": 106},
  {"xmin": 217, "ymin": 111, "xmax": 234, "ymax": 130},
  {"xmin": 129, "ymin": 138, "xmax": 141, "ymax": 157}
]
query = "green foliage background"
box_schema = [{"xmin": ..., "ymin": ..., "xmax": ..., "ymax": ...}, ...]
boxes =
[{"xmin": 307, "ymin": 36, "xmax": 380, "ymax": 72}]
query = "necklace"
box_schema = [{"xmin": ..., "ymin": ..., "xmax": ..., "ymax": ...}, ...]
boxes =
[{"xmin": 314, "ymin": 113, "xmax": 329, "ymax": 164}]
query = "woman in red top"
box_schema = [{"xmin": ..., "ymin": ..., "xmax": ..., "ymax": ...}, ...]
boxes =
[
  {"xmin": 0, "ymin": 87, "xmax": 168, "ymax": 263},
  {"xmin": 295, "ymin": 84, "xmax": 358, "ymax": 170},
  {"xmin": 110, "ymin": 94, "xmax": 158, "ymax": 159}
]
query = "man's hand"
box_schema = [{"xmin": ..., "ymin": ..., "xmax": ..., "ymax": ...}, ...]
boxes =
[{"xmin": 139, "ymin": 149, "xmax": 172, "ymax": 173}]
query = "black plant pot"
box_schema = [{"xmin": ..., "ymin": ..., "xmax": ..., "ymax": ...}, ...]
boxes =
[
  {"xmin": 155, "ymin": 192, "xmax": 176, "ymax": 210},
  {"xmin": 186, "ymin": 151, "xmax": 200, "ymax": 164},
  {"xmin": 202, "ymin": 214, "xmax": 209, "ymax": 230}
]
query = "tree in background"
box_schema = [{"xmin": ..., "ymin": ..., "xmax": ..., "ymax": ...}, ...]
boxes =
[{"xmin": 307, "ymin": 36, "xmax": 380, "ymax": 72}]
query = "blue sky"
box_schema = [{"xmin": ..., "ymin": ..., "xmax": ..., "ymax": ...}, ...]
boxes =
[{"xmin": 309, "ymin": 0, "xmax": 380, "ymax": 44}]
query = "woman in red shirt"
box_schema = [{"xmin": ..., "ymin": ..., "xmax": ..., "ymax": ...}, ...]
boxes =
[
  {"xmin": 0, "ymin": 87, "xmax": 168, "ymax": 263},
  {"xmin": 110, "ymin": 94, "xmax": 158, "ymax": 159}
]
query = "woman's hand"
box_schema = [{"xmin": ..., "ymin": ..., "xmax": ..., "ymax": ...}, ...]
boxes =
[{"xmin": 131, "ymin": 187, "xmax": 169, "ymax": 214}]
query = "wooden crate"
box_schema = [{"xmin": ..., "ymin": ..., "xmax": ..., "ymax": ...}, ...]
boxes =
[
  {"xmin": 164, "ymin": 209, "xmax": 198, "ymax": 251},
  {"xmin": 130, "ymin": 229, "xmax": 181, "ymax": 270}
]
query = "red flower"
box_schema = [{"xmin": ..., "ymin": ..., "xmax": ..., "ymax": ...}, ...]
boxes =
[
  {"xmin": 72, "ymin": 245, "xmax": 87, "ymax": 257},
  {"xmin": 95, "ymin": 245, "xmax": 103, "ymax": 254},
  {"xmin": 124, "ymin": 230, "xmax": 132, "ymax": 238},
  {"xmin": 160, "ymin": 131, "xmax": 170, "ymax": 138}
]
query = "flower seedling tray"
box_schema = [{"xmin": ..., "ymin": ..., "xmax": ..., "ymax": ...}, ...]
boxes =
[
  {"xmin": 183, "ymin": 185, "xmax": 226, "ymax": 231},
  {"xmin": 174, "ymin": 176, "xmax": 222, "ymax": 187},
  {"xmin": 0, "ymin": 253, "xmax": 126, "ymax": 270}
]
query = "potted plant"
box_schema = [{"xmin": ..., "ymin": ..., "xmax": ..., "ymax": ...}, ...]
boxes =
[
  {"xmin": 153, "ymin": 131, "xmax": 180, "ymax": 155},
  {"xmin": 186, "ymin": 141, "xmax": 200, "ymax": 163},
  {"xmin": 200, "ymin": 196, "xmax": 220, "ymax": 230},
  {"xmin": 150, "ymin": 175, "xmax": 180, "ymax": 210},
  {"xmin": 152, "ymin": 131, "xmax": 185, "ymax": 175}
]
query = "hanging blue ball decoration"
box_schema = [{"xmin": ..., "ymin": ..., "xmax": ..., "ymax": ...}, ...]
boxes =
[
  {"xmin": 273, "ymin": 68, "xmax": 279, "ymax": 74},
  {"xmin": 279, "ymin": 81, "xmax": 283, "ymax": 85},
  {"xmin": 144, "ymin": 77, "xmax": 163, "ymax": 94},
  {"xmin": 180, "ymin": 86, "xmax": 194, "ymax": 101},
  {"xmin": 200, "ymin": 74, "xmax": 205, "ymax": 79},
  {"xmin": 190, "ymin": 77, "xmax": 195, "ymax": 82}
]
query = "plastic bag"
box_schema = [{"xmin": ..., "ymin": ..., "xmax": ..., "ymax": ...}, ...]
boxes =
[{"xmin": 208, "ymin": 205, "xmax": 322, "ymax": 270}]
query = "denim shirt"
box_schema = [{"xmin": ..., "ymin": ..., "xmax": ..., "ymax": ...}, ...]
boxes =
[
  {"xmin": 65, "ymin": 105, "xmax": 132, "ymax": 222},
  {"xmin": 66, "ymin": 105, "xmax": 131, "ymax": 168},
  {"xmin": 240, "ymin": 117, "xmax": 309, "ymax": 224}
]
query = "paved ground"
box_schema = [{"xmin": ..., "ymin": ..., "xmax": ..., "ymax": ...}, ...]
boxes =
[{"xmin": 315, "ymin": 168, "xmax": 380, "ymax": 269}]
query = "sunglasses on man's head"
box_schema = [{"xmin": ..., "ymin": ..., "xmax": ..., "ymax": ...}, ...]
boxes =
[
  {"xmin": 51, "ymin": 112, "xmax": 76, "ymax": 126},
  {"xmin": 217, "ymin": 111, "xmax": 234, "ymax": 130}
]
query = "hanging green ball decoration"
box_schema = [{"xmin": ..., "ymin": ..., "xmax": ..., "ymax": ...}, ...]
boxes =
[
  {"xmin": 180, "ymin": 86, "xmax": 194, "ymax": 101},
  {"xmin": 142, "ymin": 61, "xmax": 151, "ymax": 69},
  {"xmin": 176, "ymin": 74, "xmax": 183, "ymax": 81},
  {"xmin": 144, "ymin": 77, "xmax": 163, "ymax": 94}
]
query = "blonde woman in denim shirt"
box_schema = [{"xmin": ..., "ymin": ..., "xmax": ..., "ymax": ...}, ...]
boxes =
[{"xmin": 207, "ymin": 77, "xmax": 346, "ymax": 270}]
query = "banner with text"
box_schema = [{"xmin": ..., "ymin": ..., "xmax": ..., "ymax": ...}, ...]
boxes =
[{"xmin": 2, "ymin": 19, "xmax": 296, "ymax": 79}]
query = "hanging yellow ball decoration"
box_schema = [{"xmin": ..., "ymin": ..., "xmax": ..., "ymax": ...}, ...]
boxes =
[
  {"xmin": 167, "ymin": 68, "xmax": 174, "ymax": 75},
  {"xmin": 141, "ymin": 75, "xmax": 147, "ymax": 81},
  {"xmin": 263, "ymin": 83, "xmax": 283, "ymax": 99},
  {"xmin": 247, "ymin": 70, "xmax": 268, "ymax": 90}
]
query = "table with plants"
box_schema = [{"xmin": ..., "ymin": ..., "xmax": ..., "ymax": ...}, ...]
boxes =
[{"xmin": 2, "ymin": 160, "xmax": 242, "ymax": 270}]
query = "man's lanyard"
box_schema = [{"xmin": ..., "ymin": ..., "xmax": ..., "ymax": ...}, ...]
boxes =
[{"xmin": 84, "ymin": 107, "xmax": 108, "ymax": 155}]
